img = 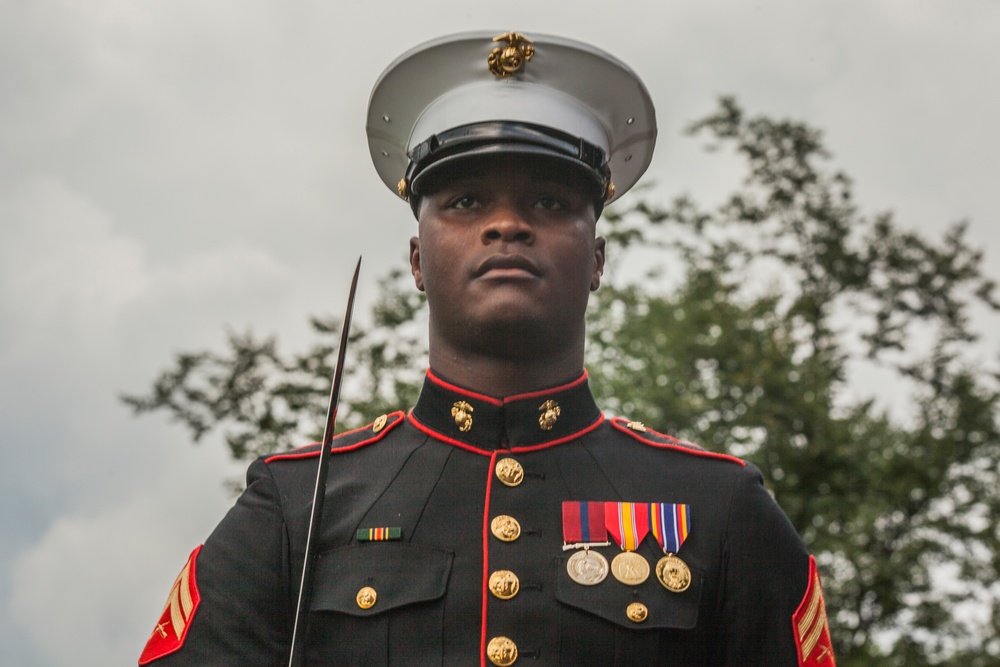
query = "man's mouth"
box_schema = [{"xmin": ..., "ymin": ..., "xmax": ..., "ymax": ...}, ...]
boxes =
[{"xmin": 474, "ymin": 254, "xmax": 542, "ymax": 279}]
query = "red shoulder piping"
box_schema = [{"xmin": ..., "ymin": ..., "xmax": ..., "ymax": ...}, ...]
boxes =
[
  {"xmin": 609, "ymin": 417, "xmax": 746, "ymax": 466},
  {"xmin": 263, "ymin": 411, "xmax": 405, "ymax": 463}
]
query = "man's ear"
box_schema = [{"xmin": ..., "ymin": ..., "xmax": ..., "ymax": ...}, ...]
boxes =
[
  {"xmin": 591, "ymin": 236, "xmax": 606, "ymax": 291},
  {"xmin": 409, "ymin": 236, "xmax": 425, "ymax": 292}
]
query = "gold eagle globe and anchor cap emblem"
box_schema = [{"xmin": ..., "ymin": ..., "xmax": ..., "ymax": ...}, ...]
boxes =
[{"xmin": 487, "ymin": 31, "xmax": 535, "ymax": 77}]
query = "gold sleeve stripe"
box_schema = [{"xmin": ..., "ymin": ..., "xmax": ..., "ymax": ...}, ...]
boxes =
[
  {"xmin": 802, "ymin": 602, "xmax": 829, "ymax": 657},
  {"xmin": 162, "ymin": 560, "xmax": 196, "ymax": 640},
  {"xmin": 797, "ymin": 581, "xmax": 822, "ymax": 637},
  {"xmin": 179, "ymin": 563, "xmax": 194, "ymax": 616}
]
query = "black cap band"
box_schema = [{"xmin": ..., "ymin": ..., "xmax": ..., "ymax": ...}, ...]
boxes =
[{"xmin": 404, "ymin": 121, "xmax": 611, "ymax": 216}]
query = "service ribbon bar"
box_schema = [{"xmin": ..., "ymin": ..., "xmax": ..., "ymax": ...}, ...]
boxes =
[
  {"xmin": 562, "ymin": 501, "xmax": 610, "ymax": 549},
  {"xmin": 605, "ymin": 502, "xmax": 650, "ymax": 551},
  {"xmin": 649, "ymin": 503, "xmax": 690, "ymax": 553},
  {"xmin": 356, "ymin": 527, "xmax": 402, "ymax": 542}
]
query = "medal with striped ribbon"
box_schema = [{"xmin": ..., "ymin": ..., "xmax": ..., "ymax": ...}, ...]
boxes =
[
  {"xmin": 648, "ymin": 503, "xmax": 693, "ymax": 592},
  {"xmin": 561, "ymin": 501, "xmax": 610, "ymax": 585},
  {"xmin": 605, "ymin": 502, "xmax": 651, "ymax": 585}
]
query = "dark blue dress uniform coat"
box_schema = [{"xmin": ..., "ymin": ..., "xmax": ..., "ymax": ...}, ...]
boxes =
[{"xmin": 139, "ymin": 370, "xmax": 827, "ymax": 666}]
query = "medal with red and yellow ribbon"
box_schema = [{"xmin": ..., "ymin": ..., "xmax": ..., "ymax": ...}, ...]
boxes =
[
  {"xmin": 648, "ymin": 502, "xmax": 692, "ymax": 592},
  {"xmin": 605, "ymin": 502, "xmax": 651, "ymax": 585}
]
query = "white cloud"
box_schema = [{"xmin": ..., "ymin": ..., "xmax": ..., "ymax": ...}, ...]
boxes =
[{"xmin": 7, "ymin": 440, "xmax": 239, "ymax": 667}]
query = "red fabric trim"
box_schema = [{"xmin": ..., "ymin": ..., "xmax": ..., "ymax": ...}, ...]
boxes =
[
  {"xmin": 408, "ymin": 411, "xmax": 498, "ymax": 455},
  {"xmin": 426, "ymin": 369, "xmax": 503, "ymax": 406},
  {"xmin": 263, "ymin": 411, "xmax": 405, "ymax": 463},
  {"xmin": 504, "ymin": 369, "xmax": 589, "ymax": 402},
  {"xmin": 480, "ymin": 451, "xmax": 498, "ymax": 667},
  {"xmin": 138, "ymin": 545, "xmax": 203, "ymax": 665},
  {"xmin": 609, "ymin": 417, "xmax": 746, "ymax": 467},
  {"xmin": 509, "ymin": 415, "xmax": 604, "ymax": 453},
  {"xmin": 792, "ymin": 555, "xmax": 836, "ymax": 666},
  {"xmin": 408, "ymin": 410, "xmax": 605, "ymax": 456},
  {"xmin": 424, "ymin": 368, "xmax": 589, "ymax": 405}
]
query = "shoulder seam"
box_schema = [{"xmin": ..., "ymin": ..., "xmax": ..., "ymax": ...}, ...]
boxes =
[
  {"xmin": 264, "ymin": 411, "xmax": 406, "ymax": 463},
  {"xmin": 609, "ymin": 417, "xmax": 746, "ymax": 467}
]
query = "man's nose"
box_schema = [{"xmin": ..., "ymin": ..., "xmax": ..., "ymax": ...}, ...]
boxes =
[{"xmin": 481, "ymin": 203, "xmax": 535, "ymax": 244}]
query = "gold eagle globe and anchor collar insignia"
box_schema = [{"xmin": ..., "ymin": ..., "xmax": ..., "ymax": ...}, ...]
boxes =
[
  {"xmin": 538, "ymin": 400, "xmax": 560, "ymax": 431},
  {"xmin": 487, "ymin": 31, "xmax": 535, "ymax": 77},
  {"xmin": 451, "ymin": 400, "xmax": 474, "ymax": 432},
  {"xmin": 408, "ymin": 369, "xmax": 603, "ymax": 452}
]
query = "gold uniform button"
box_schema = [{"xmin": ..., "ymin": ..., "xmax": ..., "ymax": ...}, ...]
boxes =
[
  {"xmin": 491, "ymin": 515, "xmax": 522, "ymax": 542},
  {"xmin": 495, "ymin": 458, "xmax": 524, "ymax": 487},
  {"xmin": 372, "ymin": 414, "xmax": 388, "ymax": 433},
  {"xmin": 626, "ymin": 602, "xmax": 648, "ymax": 623},
  {"xmin": 488, "ymin": 570, "xmax": 520, "ymax": 600},
  {"xmin": 486, "ymin": 636, "xmax": 518, "ymax": 666},
  {"xmin": 356, "ymin": 586, "xmax": 377, "ymax": 609}
]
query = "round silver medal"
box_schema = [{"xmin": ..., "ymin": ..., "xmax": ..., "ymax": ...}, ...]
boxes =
[{"xmin": 566, "ymin": 550, "xmax": 609, "ymax": 585}]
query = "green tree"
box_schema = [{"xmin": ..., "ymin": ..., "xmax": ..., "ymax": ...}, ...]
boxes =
[{"xmin": 123, "ymin": 98, "xmax": 1000, "ymax": 665}]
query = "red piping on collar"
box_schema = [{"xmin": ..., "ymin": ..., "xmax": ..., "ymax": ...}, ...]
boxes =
[
  {"xmin": 407, "ymin": 410, "xmax": 605, "ymax": 456},
  {"xmin": 425, "ymin": 368, "xmax": 590, "ymax": 406}
]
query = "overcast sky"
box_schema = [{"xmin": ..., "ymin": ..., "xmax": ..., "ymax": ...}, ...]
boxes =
[{"xmin": 2, "ymin": 1, "xmax": 999, "ymax": 664}]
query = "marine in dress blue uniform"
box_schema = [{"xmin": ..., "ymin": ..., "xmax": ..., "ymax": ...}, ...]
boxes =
[{"xmin": 139, "ymin": 31, "xmax": 836, "ymax": 666}]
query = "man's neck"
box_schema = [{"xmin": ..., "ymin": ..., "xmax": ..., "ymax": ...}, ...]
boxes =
[{"xmin": 427, "ymin": 346, "xmax": 586, "ymax": 397}]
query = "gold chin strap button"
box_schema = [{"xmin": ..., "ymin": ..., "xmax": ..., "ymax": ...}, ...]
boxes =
[
  {"xmin": 488, "ymin": 570, "xmax": 520, "ymax": 600},
  {"xmin": 356, "ymin": 586, "xmax": 377, "ymax": 610},
  {"xmin": 626, "ymin": 602, "xmax": 648, "ymax": 623},
  {"xmin": 491, "ymin": 515, "xmax": 522, "ymax": 542},
  {"xmin": 604, "ymin": 181, "xmax": 616, "ymax": 201},
  {"xmin": 494, "ymin": 458, "xmax": 524, "ymax": 487},
  {"xmin": 486, "ymin": 636, "xmax": 518, "ymax": 666}
]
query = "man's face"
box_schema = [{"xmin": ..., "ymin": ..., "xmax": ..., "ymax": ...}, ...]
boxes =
[{"xmin": 409, "ymin": 155, "xmax": 606, "ymax": 360}]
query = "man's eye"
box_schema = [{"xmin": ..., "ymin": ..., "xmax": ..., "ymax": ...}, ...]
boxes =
[
  {"xmin": 450, "ymin": 195, "xmax": 479, "ymax": 209},
  {"xmin": 533, "ymin": 197, "xmax": 565, "ymax": 211}
]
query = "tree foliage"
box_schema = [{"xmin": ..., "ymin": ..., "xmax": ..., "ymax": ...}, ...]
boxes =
[{"xmin": 122, "ymin": 98, "xmax": 1000, "ymax": 665}]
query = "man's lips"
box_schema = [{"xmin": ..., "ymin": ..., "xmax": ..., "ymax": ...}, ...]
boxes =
[{"xmin": 473, "ymin": 254, "xmax": 542, "ymax": 278}]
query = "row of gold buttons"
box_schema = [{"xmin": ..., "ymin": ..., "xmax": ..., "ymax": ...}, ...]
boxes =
[{"xmin": 488, "ymin": 459, "xmax": 524, "ymax": 665}]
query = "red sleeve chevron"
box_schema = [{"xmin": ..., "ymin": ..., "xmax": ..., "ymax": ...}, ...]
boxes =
[
  {"xmin": 139, "ymin": 545, "xmax": 202, "ymax": 665},
  {"xmin": 792, "ymin": 555, "xmax": 836, "ymax": 666}
]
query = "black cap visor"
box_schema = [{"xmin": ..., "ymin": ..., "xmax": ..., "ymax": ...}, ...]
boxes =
[{"xmin": 406, "ymin": 121, "xmax": 610, "ymax": 215}]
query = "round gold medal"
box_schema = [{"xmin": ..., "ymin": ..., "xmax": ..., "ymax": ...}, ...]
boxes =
[
  {"xmin": 655, "ymin": 554, "xmax": 692, "ymax": 592},
  {"xmin": 610, "ymin": 551, "xmax": 649, "ymax": 585},
  {"xmin": 566, "ymin": 549, "xmax": 609, "ymax": 585}
]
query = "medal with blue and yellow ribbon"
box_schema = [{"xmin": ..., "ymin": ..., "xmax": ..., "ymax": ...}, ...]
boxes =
[
  {"xmin": 648, "ymin": 503, "xmax": 692, "ymax": 592},
  {"xmin": 605, "ymin": 502, "xmax": 651, "ymax": 585}
]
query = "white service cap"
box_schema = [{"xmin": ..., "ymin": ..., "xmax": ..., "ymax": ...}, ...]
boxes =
[{"xmin": 367, "ymin": 31, "xmax": 656, "ymax": 213}]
